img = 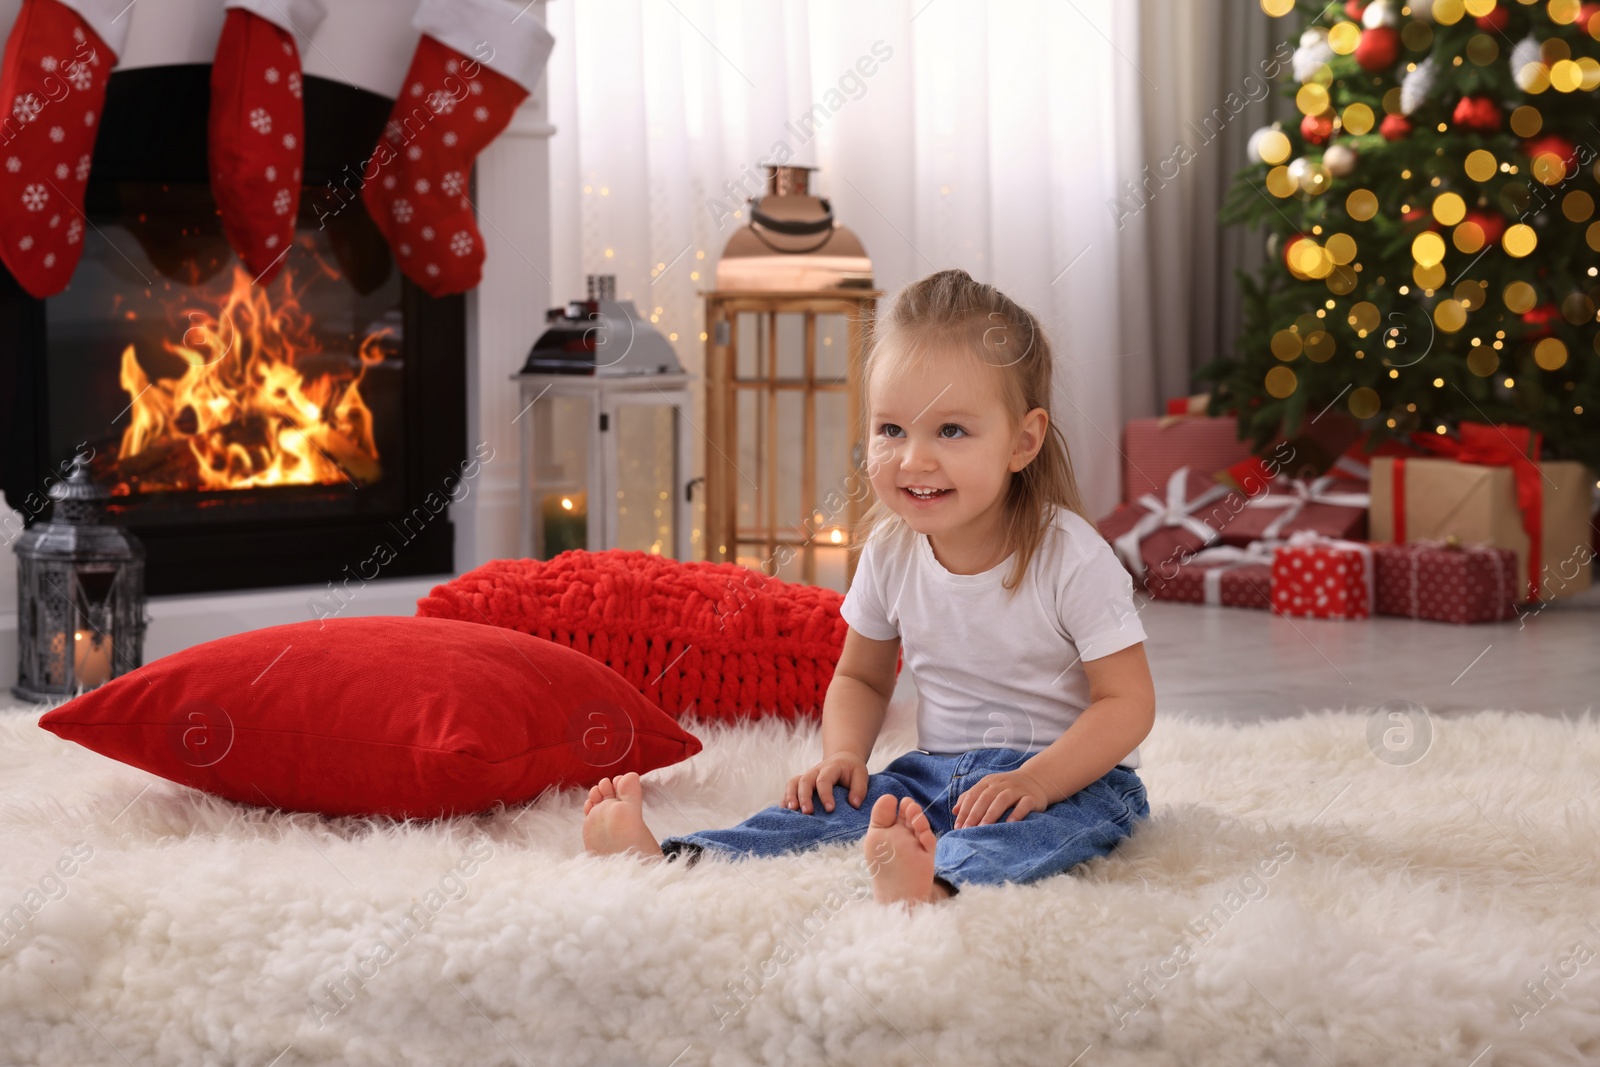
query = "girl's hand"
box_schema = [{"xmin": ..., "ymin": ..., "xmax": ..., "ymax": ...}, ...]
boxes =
[
  {"xmin": 783, "ymin": 753, "xmax": 870, "ymax": 814},
  {"xmin": 953, "ymin": 768, "xmax": 1053, "ymax": 829}
]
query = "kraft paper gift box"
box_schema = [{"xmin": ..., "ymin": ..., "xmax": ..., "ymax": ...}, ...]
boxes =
[{"xmin": 1369, "ymin": 456, "xmax": 1594, "ymax": 605}]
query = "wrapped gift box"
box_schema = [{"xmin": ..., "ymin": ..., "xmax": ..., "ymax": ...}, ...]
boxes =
[
  {"xmin": 1270, "ymin": 531, "xmax": 1373, "ymax": 619},
  {"xmin": 1369, "ymin": 449, "xmax": 1595, "ymax": 604},
  {"xmin": 1146, "ymin": 541, "xmax": 1275, "ymax": 609},
  {"xmin": 1123, "ymin": 414, "xmax": 1255, "ymax": 506},
  {"xmin": 1097, "ymin": 468, "xmax": 1242, "ymax": 588},
  {"xmin": 1371, "ymin": 540, "xmax": 1519, "ymax": 624},
  {"xmin": 1215, "ymin": 472, "xmax": 1369, "ymax": 546}
]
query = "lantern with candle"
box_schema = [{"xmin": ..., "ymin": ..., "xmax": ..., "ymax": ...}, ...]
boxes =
[
  {"xmin": 12, "ymin": 451, "xmax": 149, "ymax": 700},
  {"xmin": 703, "ymin": 164, "xmax": 878, "ymax": 591}
]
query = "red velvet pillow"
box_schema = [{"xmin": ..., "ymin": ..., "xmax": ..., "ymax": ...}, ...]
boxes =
[
  {"xmin": 37, "ymin": 615, "xmax": 701, "ymax": 819},
  {"xmin": 415, "ymin": 550, "xmax": 893, "ymax": 724}
]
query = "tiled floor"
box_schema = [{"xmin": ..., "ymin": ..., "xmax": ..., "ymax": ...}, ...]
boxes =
[{"xmin": 891, "ymin": 581, "xmax": 1600, "ymax": 723}]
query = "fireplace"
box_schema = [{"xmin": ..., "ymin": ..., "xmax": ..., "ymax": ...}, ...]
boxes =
[{"xmin": 0, "ymin": 65, "xmax": 466, "ymax": 596}]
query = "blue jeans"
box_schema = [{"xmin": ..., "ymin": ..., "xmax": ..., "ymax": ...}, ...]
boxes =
[{"xmin": 658, "ymin": 748, "xmax": 1150, "ymax": 893}]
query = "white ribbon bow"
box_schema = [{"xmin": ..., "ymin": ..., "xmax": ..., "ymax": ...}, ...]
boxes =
[
  {"xmin": 1186, "ymin": 539, "xmax": 1282, "ymax": 605},
  {"xmin": 1242, "ymin": 474, "xmax": 1372, "ymax": 540},
  {"xmin": 1113, "ymin": 467, "xmax": 1231, "ymax": 581},
  {"xmin": 1282, "ymin": 528, "xmax": 1375, "ymax": 614}
]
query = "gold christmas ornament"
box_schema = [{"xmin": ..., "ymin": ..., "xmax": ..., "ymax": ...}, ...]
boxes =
[
  {"xmin": 1412, "ymin": 231, "xmax": 1447, "ymax": 266},
  {"xmin": 1503, "ymin": 223, "xmax": 1538, "ymax": 257},
  {"xmin": 1434, "ymin": 299, "xmax": 1468, "ymax": 332},
  {"xmin": 1503, "ymin": 280, "xmax": 1537, "ymax": 313},
  {"xmin": 1467, "ymin": 343, "xmax": 1499, "ymax": 376},
  {"xmin": 1349, "ymin": 386, "xmax": 1382, "ymax": 419},
  {"xmin": 1534, "ymin": 337, "xmax": 1568, "ymax": 370},
  {"xmin": 1453, "ymin": 221, "xmax": 1486, "ymax": 253},
  {"xmin": 1464, "ymin": 149, "xmax": 1498, "ymax": 181},
  {"xmin": 1348, "ymin": 301, "xmax": 1381, "ymax": 334},
  {"xmin": 1347, "ymin": 188, "xmax": 1380, "ymax": 220},
  {"xmin": 1510, "ymin": 105, "xmax": 1542, "ymax": 137},
  {"xmin": 1432, "ymin": 192, "xmax": 1466, "ymax": 225}
]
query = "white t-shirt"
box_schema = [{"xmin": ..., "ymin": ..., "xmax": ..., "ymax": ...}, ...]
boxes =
[{"xmin": 839, "ymin": 505, "xmax": 1149, "ymax": 769}]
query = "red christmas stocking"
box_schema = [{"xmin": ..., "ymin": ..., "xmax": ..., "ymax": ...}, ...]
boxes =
[
  {"xmin": 0, "ymin": 0, "xmax": 127, "ymax": 298},
  {"xmin": 208, "ymin": 0, "xmax": 326, "ymax": 287},
  {"xmin": 361, "ymin": 0, "xmax": 555, "ymax": 298}
]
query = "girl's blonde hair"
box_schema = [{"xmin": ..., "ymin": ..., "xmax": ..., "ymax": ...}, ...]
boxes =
[{"xmin": 848, "ymin": 268, "xmax": 1092, "ymax": 596}]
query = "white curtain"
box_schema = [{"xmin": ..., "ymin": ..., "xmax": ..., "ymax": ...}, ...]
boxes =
[{"xmin": 545, "ymin": 0, "xmax": 1146, "ymax": 524}]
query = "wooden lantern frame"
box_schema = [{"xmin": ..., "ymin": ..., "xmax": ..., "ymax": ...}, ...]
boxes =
[{"xmin": 701, "ymin": 288, "xmax": 880, "ymax": 586}]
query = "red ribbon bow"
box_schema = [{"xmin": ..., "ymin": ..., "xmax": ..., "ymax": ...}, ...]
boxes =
[{"xmin": 1392, "ymin": 423, "xmax": 1544, "ymax": 600}]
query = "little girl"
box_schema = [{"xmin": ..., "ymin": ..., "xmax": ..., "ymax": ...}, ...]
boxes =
[{"xmin": 582, "ymin": 268, "xmax": 1155, "ymax": 908}]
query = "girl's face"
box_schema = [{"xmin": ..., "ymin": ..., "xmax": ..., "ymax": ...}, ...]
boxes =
[{"xmin": 866, "ymin": 350, "xmax": 1044, "ymax": 542}]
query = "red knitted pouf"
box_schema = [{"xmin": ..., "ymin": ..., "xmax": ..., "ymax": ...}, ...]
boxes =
[{"xmin": 415, "ymin": 550, "xmax": 898, "ymax": 723}]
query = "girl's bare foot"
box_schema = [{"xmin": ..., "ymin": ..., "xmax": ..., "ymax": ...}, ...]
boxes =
[
  {"xmin": 582, "ymin": 772, "xmax": 664, "ymax": 860},
  {"xmin": 863, "ymin": 794, "xmax": 948, "ymax": 906}
]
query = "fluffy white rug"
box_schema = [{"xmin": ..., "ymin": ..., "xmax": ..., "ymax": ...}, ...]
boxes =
[{"xmin": 1, "ymin": 695, "xmax": 1597, "ymax": 1067}]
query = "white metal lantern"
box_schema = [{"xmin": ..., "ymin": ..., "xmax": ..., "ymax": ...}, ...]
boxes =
[{"xmin": 513, "ymin": 276, "xmax": 696, "ymax": 560}]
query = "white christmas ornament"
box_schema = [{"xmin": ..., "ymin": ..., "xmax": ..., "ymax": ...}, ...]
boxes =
[
  {"xmin": 1401, "ymin": 56, "xmax": 1437, "ymax": 116},
  {"xmin": 1363, "ymin": 0, "xmax": 1400, "ymax": 28},
  {"xmin": 1409, "ymin": 0, "xmax": 1436, "ymax": 20},
  {"xmin": 1323, "ymin": 143, "xmax": 1358, "ymax": 177},
  {"xmin": 1511, "ymin": 36, "xmax": 1543, "ymax": 92},
  {"xmin": 1294, "ymin": 28, "xmax": 1335, "ymax": 83}
]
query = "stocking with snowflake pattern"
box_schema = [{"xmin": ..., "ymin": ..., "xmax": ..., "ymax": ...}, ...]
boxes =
[
  {"xmin": 0, "ymin": 0, "xmax": 127, "ymax": 298},
  {"xmin": 208, "ymin": 0, "xmax": 326, "ymax": 287},
  {"xmin": 360, "ymin": 0, "xmax": 555, "ymax": 298}
]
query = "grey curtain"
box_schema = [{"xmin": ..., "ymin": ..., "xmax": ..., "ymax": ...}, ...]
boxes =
[{"xmin": 1116, "ymin": 0, "xmax": 1297, "ymax": 417}]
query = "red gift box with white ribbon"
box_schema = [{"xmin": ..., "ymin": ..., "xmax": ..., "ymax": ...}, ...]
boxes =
[
  {"xmin": 1096, "ymin": 467, "xmax": 1239, "ymax": 588},
  {"xmin": 1147, "ymin": 539, "xmax": 1276, "ymax": 609},
  {"xmin": 1269, "ymin": 530, "xmax": 1374, "ymax": 620}
]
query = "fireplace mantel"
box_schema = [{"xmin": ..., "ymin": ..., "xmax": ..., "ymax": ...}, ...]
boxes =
[{"xmin": 0, "ymin": 0, "xmax": 553, "ymax": 688}]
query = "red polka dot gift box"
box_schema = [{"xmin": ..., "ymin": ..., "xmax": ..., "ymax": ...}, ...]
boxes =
[
  {"xmin": 1269, "ymin": 530, "xmax": 1373, "ymax": 620},
  {"xmin": 1371, "ymin": 539, "xmax": 1519, "ymax": 625}
]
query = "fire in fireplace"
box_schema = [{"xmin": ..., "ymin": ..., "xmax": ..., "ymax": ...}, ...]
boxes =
[
  {"xmin": 0, "ymin": 65, "xmax": 467, "ymax": 596},
  {"xmin": 106, "ymin": 264, "xmax": 391, "ymax": 495}
]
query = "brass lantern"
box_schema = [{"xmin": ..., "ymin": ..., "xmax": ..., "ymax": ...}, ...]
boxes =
[
  {"xmin": 12, "ymin": 451, "xmax": 149, "ymax": 701},
  {"xmin": 703, "ymin": 164, "xmax": 878, "ymax": 591}
]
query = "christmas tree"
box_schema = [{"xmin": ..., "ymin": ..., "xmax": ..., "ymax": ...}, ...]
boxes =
[{"xmin": 1203, "ymin": 0, "xmax": 1600, "ymax": 474}]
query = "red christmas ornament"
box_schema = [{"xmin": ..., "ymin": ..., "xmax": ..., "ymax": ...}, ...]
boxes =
[
  {"xmin": 1452, "ymin": 96, "xmax": 1502, "ymax": 133},
  {"xmin": 1355, "ymin": 25, "xmax": 1402, "ymax": 72},
  {"xmin": 1463, "ymin": 209, "xmax": 1505, "ymax": 246},
  {"xmin": 1380, "ymin": 113, "xmax": 1413, "ymax": 141},
  {"xmin": 1475, "ymin": 6, "xmax": 1511, "ymax": 32},
  {"xmin": 1521, "ymin": 304, "xmax": 1561, "ymax": 338},
  {"xmin": 1523, "ymin": 133, "xmax": 1578, "ymax": 166},
  {"xmin": 1345, "ymin": 0, "xmax": 1368, "ymax": 19},
  {"xmin": 1301, "ymin": 113, "xmax": 1334, "ymax": 146},
  {"xmin": 1283, "ymin": 234, "xmax": 1308, "ymax": 271}
]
